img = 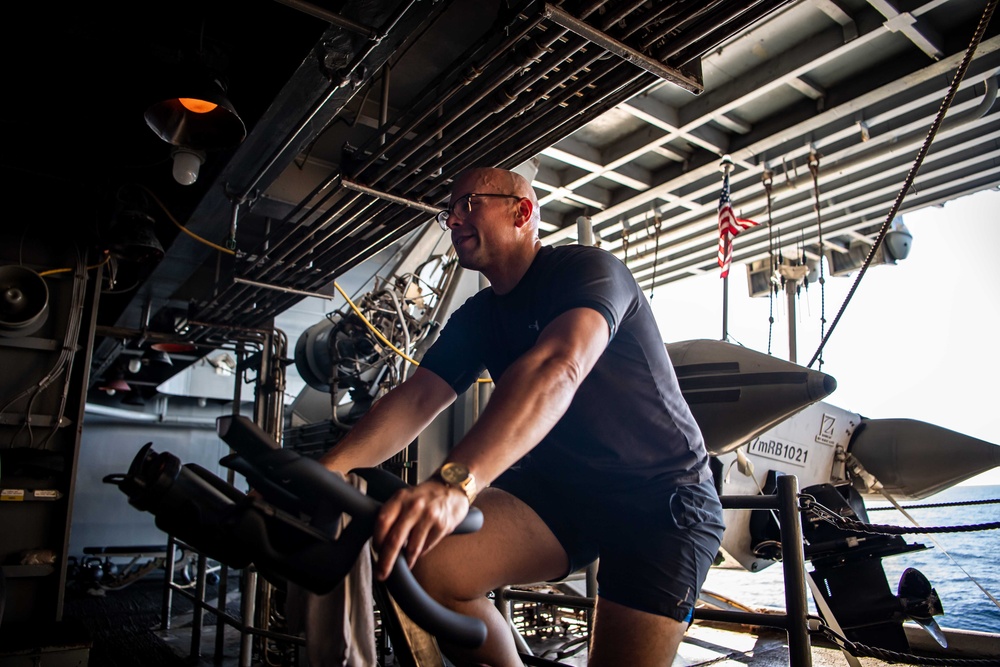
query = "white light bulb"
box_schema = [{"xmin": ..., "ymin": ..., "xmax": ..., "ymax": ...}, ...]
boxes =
[
  {"xmin": 128, "ymin": 358, "xmax": 142, "ymax": 374},
  {"xmin": 171, "ymin": 148, "xmax": 205, "ymax": 186}
]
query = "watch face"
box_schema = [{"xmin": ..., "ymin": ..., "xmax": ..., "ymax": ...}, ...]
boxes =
[{"xmin": 440, "ymin": 462, "xmax": 470, "ymax": 485}]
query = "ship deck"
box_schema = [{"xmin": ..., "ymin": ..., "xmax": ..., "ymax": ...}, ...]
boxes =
[{"xmin": 57, "ymin": 574, "xmax": 998, "ymax": 667}]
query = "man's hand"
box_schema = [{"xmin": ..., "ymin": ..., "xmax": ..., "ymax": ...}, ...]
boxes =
[{"xmin": 371, "ymin": 481, "xmax": 470, "ymax": 581}]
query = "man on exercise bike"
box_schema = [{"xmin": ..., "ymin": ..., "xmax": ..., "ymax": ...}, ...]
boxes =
[{"xmin": 320, "ymin": 166, "xmax": 725, "ymax": 666}]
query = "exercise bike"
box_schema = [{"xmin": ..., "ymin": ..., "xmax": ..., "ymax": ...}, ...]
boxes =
[{"xmin": 104, "ymin": 414, "xmax": 488, "ymax": 664}]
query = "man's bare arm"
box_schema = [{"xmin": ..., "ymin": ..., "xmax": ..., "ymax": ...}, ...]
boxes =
[
  {"xmin": 373, "ymin": 306, "xmax": 610, "ymax": 578},
  {"xmin": 319, "ymin": 366, "xmax": 458, "ymax": 473},
  {"xmin": 447, "ymin": 306, "xmax": 610, "ymax": 485}
]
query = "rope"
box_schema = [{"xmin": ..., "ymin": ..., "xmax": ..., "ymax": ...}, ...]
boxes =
[
  {"xmin": 818, "ymin": 625, "xmax": 1000, "ymax": 666},
  {"xmin": 807, "ymin": 0, "xmax": 998, "ymax": 368},
  {"xmin": 804, "ymin": 499, "xmax": 1000, "ymax": 535},
  {"xmin": 647, "ymin": 208, "xmax": 662, "ymax": 300},
  {"xmin": 762, "ymin": 170, "xmax": 775, "ymax": 355},
  {"xmin": 620, "ymin": 218, "xmax": 630, "ymax": 264},
  {"xmin": 807, "ymin": 152, "xmax": 826, "ymax": 371},
  {"xmin": 867, "ymin": 497, "xmax": 1000, "ymax": 512}
]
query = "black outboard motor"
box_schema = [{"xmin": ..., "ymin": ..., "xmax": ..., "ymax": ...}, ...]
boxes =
[{"xmin": 105, "ymin": 415, "xmax": 487, "ymax": 649}]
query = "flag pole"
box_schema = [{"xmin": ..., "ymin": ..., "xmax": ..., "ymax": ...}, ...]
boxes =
[{"xmin": 720, "ymin": 154, "xmax": 734, "ymax": 341}]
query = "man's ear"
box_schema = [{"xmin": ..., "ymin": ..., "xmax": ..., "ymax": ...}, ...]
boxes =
[{"xmin": 514, "ymin": 197, "xmax": 533, "ymax": 228}]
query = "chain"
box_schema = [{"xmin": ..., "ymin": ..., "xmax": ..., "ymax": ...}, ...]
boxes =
[
  {"xmin": 804, "ymin": 497, "xmax": 1000, "ymax": 535},
  {"xmin": 763, "ymin": 169, "xmax": 775, "ymax": 355},
  {"xmin": 807, "ymin": 151, "xmax": 825, "ymax": 371},
  {"xmin": 620, "ymin": 218, "xmax": 630, "ymax": 264},
  {"xmin": 647, "ymin": 209, "xmax": 662, "ymax": 300}
]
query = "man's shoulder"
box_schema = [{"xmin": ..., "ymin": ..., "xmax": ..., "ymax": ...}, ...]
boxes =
[{"xmin": 540, "ymin": 244, "xmax": 624, "ymax": 268}]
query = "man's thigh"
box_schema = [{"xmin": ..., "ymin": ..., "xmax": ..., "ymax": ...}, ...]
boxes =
[{"xmin": 411, "ymin": 487, "xmax": 570, "ymax": 602}]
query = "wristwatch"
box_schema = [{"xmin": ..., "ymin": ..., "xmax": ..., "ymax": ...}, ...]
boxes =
[{"xmin": 433, "ymin": 461, "xmax": 478, "ymax": 504}]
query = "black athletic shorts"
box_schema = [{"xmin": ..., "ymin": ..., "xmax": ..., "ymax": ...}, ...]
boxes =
[{"xmin": 492, "ymin": 467, "xmax": 725, "ymax": 623}]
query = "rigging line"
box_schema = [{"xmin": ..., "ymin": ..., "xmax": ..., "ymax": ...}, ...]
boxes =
[
  {"xmin": 867, "ymin": 497, "xmax": 1000, "ymax": 511},
  {"xmin": 877, "ymin": 488, "xmax": 1000, "ymax": 610},
  {"xmin": 763, "ymin": 169, "xmax": 775, "ymax": 356},
  {"xmin": 620, "ymin": 218, "xmax": 629, "ymax": 265},
  {"xmin": 807, "ymin": 0, "xmax": 998, "ymax": 368},
  {"xmin": 808, "ymin": 151, "xmax": 826, "ymax": 371},
  {"xmin": 818, "ymin": 624, "xmax": 1000, "ymax": 666},
  {"xmin": 647, "ymin": 208, "xmax": 662, "ymax": 300}
]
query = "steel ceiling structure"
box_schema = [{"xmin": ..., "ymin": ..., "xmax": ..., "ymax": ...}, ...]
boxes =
[
  {"xmin": 8, "ymin": 0, "xmax": 996, "ymax": 401},
  {"xmin": 532, "ymin": 0, "xmax": 1000, "ymax": 292}
]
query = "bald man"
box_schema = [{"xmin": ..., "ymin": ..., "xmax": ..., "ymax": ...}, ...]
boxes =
[{"xmin": 320, "ymin": 167, "xmax": 724, "ymax": 666}]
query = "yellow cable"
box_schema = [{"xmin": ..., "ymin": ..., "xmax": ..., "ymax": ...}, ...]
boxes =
[
  {"xmin": 134, "ymin": 185, "xmax": 491, "ymax": 384},
  {"xmin": 332, "ymin": 281, "xmax": 421, "ymax": 366},
  {"xmin": 140, "ymin": 185, "xmax": 237, "ymax": 255},
  {"xmin": 38, "ymin": 251, "xmax": 111, "ymax": 277},
  {"xmin": 332, "ymin": 281, "xmax": 492, "ymax": 384}
]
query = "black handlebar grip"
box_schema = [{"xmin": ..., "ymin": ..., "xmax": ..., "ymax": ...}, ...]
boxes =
[
  {"xmin": 384, "ymin": 554, "xmax": 488, "ymax": 648},
  {"xmin": 352, "ymin": 467, "xmax": 484, "ymax": 534}
]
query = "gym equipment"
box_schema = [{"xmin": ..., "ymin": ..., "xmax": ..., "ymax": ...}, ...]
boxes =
[{"xmin": 104, "ymin": 414, "xmax": 487, "ymax": 649}]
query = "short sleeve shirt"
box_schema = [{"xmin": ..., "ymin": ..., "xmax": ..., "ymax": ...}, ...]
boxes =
[{"xmin": 419, "ymin": 245, "xmax": 711, "ymax": 494}]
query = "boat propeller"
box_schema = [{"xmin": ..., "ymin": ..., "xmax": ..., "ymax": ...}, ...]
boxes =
[{"xmin": 897, "ymin": 567, "xmax": 947, "ymax": 648}]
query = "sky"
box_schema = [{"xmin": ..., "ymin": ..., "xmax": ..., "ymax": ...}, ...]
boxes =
[{"xmin": 648, "ymin": 187, "xmax": 1000, "ymax": 486}]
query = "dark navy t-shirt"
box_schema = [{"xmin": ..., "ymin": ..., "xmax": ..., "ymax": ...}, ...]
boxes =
[{"xmin": 420, "ymin": 245, "xmax": 710, "ymax": 494}]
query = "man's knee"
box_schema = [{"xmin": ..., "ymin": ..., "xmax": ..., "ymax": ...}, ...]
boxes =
[{"xmin": 410, "ymin": 547, "xmax": 483, "ymax": 605}]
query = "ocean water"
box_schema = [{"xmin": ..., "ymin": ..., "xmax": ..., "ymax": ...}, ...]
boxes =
[{"xmin": 702, "ymin": 484, "xmax": 1000, "ymax": 634}]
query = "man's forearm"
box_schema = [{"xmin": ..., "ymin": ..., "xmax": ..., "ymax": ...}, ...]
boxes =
[
  {"xmin": 444, "ymin": 307, "xmax": 610, "ymax": 487},
  {"xmin": 319, "ymin": 367, "xmax": 456, "ymax": 473}
]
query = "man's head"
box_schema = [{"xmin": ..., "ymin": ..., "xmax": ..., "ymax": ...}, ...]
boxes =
[{"xmin": 442, "ymin": 167, "xmax": 541, "ymax": 291}]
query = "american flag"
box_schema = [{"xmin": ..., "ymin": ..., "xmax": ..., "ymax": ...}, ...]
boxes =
[{"xmin": 717, "ymin": 171, "xmax": 759, "ymax": 278}]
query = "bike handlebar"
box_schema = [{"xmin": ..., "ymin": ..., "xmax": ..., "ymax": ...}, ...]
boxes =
[{"xmin": 215, "ymin": 415, "xmax": 487, "ymax": 647}]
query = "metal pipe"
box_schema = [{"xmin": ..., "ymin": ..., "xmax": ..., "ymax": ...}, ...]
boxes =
[
  {"xmin": 271, "ymin": 0, "xmax": 377, "ymax": 38},
  {"xmin": 372, "ymin": 35, "xmax": 555, "ymax": 186},
  {"xmin": 778, "ymin": 474, "xmax": 813, "ymax": 667},
  {"xmin": 380, "ymin": 64, "xmax": 390, "ymax": 147},
  {"xmin": 160, "ymin": 536, "xmax": 176, "ymax": 631},
  {"xmin": 720, "ymin": 493, "xmax": 781, "ymax": 510},
  {"xmin": 398, "ymin": 35, "xmax": 614, "ymax": 192},
  {"xmin": 787, "ymin": 285, "xmax": 797, "ymax": 363},
  {"xmin": 352, "ymin": 3, "xmax": 545, "ymax": 176},
  {"xmin": 207, "ymin": 190, "xmax": 371, "ymax": 314},
  {"xmin": 422, "ymin": 55, "xmax": 639, "ymax": 189},
  {"xmin": 640, "ymin": 0, "xmax": 727, "ymax": 51},
  {"xmin": 234, "ymin": 0, "xmax": 414, "ymax": 201},
  {"xmin": 481, "ymin": 69, "xmax": 651, "ymax": 173},
  {"xmin": 669, "ymin": 0, "xmax": 790, "ymax": 68},
  {"xmin": 222, "ymin": 4, "xmax": 684, "ymax": 320},
  {"xmin": 240, "ymin": 568, "xmax": 257, "ymax": 667},
  {"xmin": 341, "ymin": 178, "xmax": 442, "ymax": 214},
  {"xmin": 83, "ymin": 403, "xmax": 220, "ymax": 427},
  {"xmin": 234, "ymin": 277, "xmax": 336, "ymax": 300},
  {"xmin": 542, "ymin": 3, "xmax": 702, "ymax": 93},
  {"xmin": 190, "ymin": 552, "xmax": 208, "ymax": 658},
  {"xmin": 502, "ymin": 589, "xmax": 594, "ymax": 609}
]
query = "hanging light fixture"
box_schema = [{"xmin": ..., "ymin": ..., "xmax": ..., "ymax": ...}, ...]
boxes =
[
  {"xmin": 98, "ymin": 374, "xmax": 131, "ymax": 396},
  {"xmin": 108, "ymin": 211, "xmax": 164, "ymax": 263},
  {"xmin": 144, "ymin": 64, "xmax": 246, "ymax": 185},
  {"xmin": 142, "ymin": 347, "xmax": 174, "ymax": 367},
  {"xmin": 151, "ymin": 341, "xmax": 196, "ymax": 354},
  {"xmin": 144, "ymin": 74, "xmax": 245, "ymax": 152}
]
